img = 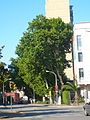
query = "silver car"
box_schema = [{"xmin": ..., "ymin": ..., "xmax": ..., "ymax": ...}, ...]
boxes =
[{"xmin": 83, "ymin": 103, "xmax": 90, "ymax": 116}]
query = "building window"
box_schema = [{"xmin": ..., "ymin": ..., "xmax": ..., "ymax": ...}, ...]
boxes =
[
  {"xmin": 79, "ymin": 68, "xmax": 84, "ymax": 80},
  {"xmin": 78, "ymin": 52, "xmax": 83, "ymax": 62},
  {"xmin": 77, "ymin": 35, "xmax": 82, "ymax": 50}
]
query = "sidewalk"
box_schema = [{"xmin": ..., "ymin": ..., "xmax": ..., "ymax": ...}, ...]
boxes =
[{"xmin": 0, "ymin": 103, "xmax": 84, "ymax": 111}]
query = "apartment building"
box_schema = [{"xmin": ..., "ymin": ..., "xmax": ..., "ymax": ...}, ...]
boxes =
[
  {"xmin": 73, "ymin": 22, "xmax": 90, "ymax": 102},
  {"xmin": 46, "ymin": 0, "xmax": 73, "ymax": 80},
  {"xmin": 46, "ymin": 0, "xmax": 70, "ymax": 23}
]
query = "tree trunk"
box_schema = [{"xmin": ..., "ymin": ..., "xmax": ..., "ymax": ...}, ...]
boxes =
[
  {"xmin": 45, "ymin": 80, "xmax": 49, "ymax": 89},
  {"xmin": 56, "ymin": 70, "xmax": 64, "ymax": 85},
  {"xmin": 49, "ymin": 91, "xmax": 53, "ymax": 104},
  {"xmin": 75, "ymin": 91, "xmax": 79, "ymax": 105},
  {"xmin": 43, "ymin": 96, "xmax": 45, "ymax": 102}
]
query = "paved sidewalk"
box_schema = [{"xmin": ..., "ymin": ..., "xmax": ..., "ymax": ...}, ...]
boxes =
[{"xmin": 0, "ymin": 103, "xmax": 84, "ymax": 111}]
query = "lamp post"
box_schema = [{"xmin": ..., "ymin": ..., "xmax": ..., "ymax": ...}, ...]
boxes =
[
  {"xmin": 46, "ymin": 70, "xmax": 58, "ymax": 104},
  {"xmin": 2, "ymin": 79, "xmax": 11, "ymax": 105}
]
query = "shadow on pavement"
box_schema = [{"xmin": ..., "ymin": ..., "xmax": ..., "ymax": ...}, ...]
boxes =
[{"xmin": 0, "ymin": 107, "xmax": 76, "ymax": 119}]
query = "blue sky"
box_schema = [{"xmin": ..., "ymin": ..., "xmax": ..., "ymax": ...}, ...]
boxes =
[{"xmin": 0, "ymin": 0, "xmax": 90, "ymax": 65}]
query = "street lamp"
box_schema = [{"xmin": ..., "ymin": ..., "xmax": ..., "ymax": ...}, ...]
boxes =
[
  {"xmin": 2, "ymin": 78, "xmax": 11, "ymax": 105},
  {"xmin": 46, "ymin": 70, "xmax": 58, "ymax": 104}
]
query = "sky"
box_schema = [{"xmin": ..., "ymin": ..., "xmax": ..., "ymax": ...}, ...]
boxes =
[{"xmin": 0, "ymin": 0, "xmax": 90, "ymax": 65}]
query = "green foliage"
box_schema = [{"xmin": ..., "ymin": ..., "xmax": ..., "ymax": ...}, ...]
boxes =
[
  {"xmin": 61, "ymin": 81, "xmax": 79, "ymax": 104},
  {"xmin": 0, "ymin": 62, "xmax": 10, "ymax": 81},
  {"xmin": 0, "ymin": 46, "xmax": 10, "ymax": 83},
  {"xmin": 0, "ymin": 62, "xmax": 11, "ymax": 91},
  {"xmin": 36, "ymin": 100, "xmax": 50, "ymax": 104},
  {"xmin": 11, "ymin": 15, "xmax": 73, "ymax": 97},
  {"xmin": 78, "ymin": 95, "xmax": 84, "ymax": 103},
  {"xmin": 61, "ymin": 81, "xmax": 78, "ymax": 92},
  {"xmin": 0, "ymin": 46, "xmax": 11, "ymax": 91},
  {"xmin": 62, "ymin": 90, "xmax": 69, "ymax": 104},
  {"xmin": 0, "ymin": 46, "xmax": 4, "ymax": 59}
]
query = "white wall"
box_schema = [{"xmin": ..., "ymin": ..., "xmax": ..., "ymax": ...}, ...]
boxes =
[{"xmin": 73, "ymin": 22, "xmax": 90, "ymax": 85}]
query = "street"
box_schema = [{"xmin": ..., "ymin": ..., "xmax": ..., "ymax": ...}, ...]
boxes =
[{"xmin": 0, "ymin": 104, "xmax": 90, "ymax": 120}]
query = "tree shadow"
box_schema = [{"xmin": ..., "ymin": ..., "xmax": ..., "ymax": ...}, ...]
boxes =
[{"xmin": 5, "ymin": 108, "xmax": 74, "ymax": 119}]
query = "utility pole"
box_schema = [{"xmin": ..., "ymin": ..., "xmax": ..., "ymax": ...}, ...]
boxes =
[{"xmin": 46, "ymin": 70, "xmax": 58, "ymax": 104}]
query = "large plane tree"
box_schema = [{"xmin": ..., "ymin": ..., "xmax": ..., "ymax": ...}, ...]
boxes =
[{"xmin": 11, "ymin": 15, "xmax": 73, "ymax": 96}]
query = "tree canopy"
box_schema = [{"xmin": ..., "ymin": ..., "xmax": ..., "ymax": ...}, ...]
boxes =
[
  {"xmin": 0, "ymin": 46, "xmax": 11, "ymax": 91},
  {"xmin": 11, "ymin": 15, "xmax": 73, "ymax": 97},
  {"xmin": 0, "ymin": 46, "xmax": 4, "ymax": 59}
]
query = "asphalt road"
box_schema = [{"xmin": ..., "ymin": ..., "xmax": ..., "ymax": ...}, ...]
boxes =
[{"xmin": 0, "ymin": 104, "xmax": 90, "ymax": 120}]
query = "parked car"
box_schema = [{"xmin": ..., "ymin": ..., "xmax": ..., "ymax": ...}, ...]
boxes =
[
  {"xmin": 18, "ymin": 96, "xmax": 28, "ymax": 104},
  {"xmin": 83, "ymin": 103, "xmax": 90, "ymax": 116}
]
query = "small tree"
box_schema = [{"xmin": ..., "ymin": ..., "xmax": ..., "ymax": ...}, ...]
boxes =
[{"xmin": 61, "ymin": 80, "xmax": 79, "ymax": 104}]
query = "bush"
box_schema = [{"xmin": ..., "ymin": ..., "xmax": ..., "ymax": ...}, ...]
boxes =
[
  {"xmin": 35, "ymin": 100, "xmax": 50, "ymax": 104},
  {"xmin": 62, "ymin": 91, "xmax": 69, "ymax": 104},
  {"xmin": 78, "ymin": 95, "xmax": 84, "ymax": 103}
]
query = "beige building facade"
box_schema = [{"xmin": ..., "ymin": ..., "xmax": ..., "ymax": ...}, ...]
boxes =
[
  {"xmin": 45, "ymin": 0, "xmax": 73, "ymax": 80},
  {"xmin": 46, "ymin": 0, "xmax": 70, "ymax": 23}
]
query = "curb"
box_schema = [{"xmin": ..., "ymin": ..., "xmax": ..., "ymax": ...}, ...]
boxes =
[
  {"xmin": 0, "ymin": 110, "xmax": 21, "ymax": 114},
  {"xmin": 0, "ymin": 116, "xmax": 9, "ymax": 119}
]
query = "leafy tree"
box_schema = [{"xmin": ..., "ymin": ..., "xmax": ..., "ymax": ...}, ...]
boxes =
[
  {"xmin": 0, "ymin": 46, "xmax": 11, "ymax": 91},
  {"xmin": 9, "ymin": 58, "xmax": 33, "ymax": 97},
  {"xmin": 0, "ymin": 46, "xmax": 4, "ymax": 59},
  {"xmin": 11, "ymin": 15, "xmax": 73, "ymax": 97},
  {"xmin": 0, "ymin": 62, "xmax": 11, "ymax": 91}
]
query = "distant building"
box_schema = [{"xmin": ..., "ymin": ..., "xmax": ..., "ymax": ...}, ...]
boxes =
[
  {"xmin": 45, "ymin": 0, "xmax": 73, "ymax": 80},
  {"xmin": 73, "ymin": 22, "xmax": 90, "ymax": 103},
  {"xmin": 46, "ymin": 0, "xmax": 73, "ymax": 24},
  {"xmin": 70, "ymin": 5, "xmax": 73, "ymax": 25}
]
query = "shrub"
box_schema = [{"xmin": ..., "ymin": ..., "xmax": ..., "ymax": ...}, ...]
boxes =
[{"xmin": 62, "ymin": 90, "xmax": 69, "ymax": 104}]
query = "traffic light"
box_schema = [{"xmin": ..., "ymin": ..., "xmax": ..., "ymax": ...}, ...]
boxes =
[
  {"xmin": 9, "ymin": 82, "xmax": 17, "ymax": 91},
  {"xmin": 9, "ymin": 81, "xmax": 14, "ymax": 90},
  {"xmin": 13, "ymin": 84, "xmax": 16, "ymax": 91}
]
